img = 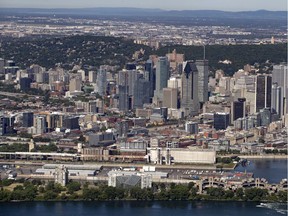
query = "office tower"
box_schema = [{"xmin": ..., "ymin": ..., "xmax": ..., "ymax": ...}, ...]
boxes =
[
  {"xmin": 96, "ymin": 66, "xmax": 107, "ymax": 97},
  {"xmin": 185, "ymin": 122, "xmax": 199, "ymax": 134},
  {"xmin": 48, "ymin": 114, "xmax": 63, "ymax": 130},
  {"xmin": 231, "ymin": 98, "xmax": 246, "ymax": 124},
  {"xmin": 34, "ymin": 115, "xmax": 47, "ymax": 135},
  {"xmin": 163, "ymin": 88, "xmax": 178, "ymax": 109},
  {"xmin": 255, "ymin": 74, "xmax": 272, "ymax": 112},
  {"xmin": 35, "ymin": 72, "xmax": 49, "ymax": 83},
  {"xmin": 118, "ymin": 70, "xmax": 129, "ymax": 112},
  {"xmin": 145, "ymin": 60, "xmax": 155, "ymax": 99},
  {"xmin": 133, "ymin": 74, "xmax": 150, "ymax": 109},
  {"xmin": 69, "ymin": 77, "xmax": 82, "ymax": 92},
  {"xmin": 181, "ymin": 61, "xmax": 199, "ymax": 117},
  {"xmin": 153, "ymin": 57, "xmax": 170, "ymax": 105},
  {"xmin": 214, "ymin": 113, "xmax": 230, "ymax": 130},
  {"xmin": 260, "ymin": 108, "xmax": 271, "ymax": 126},
  {"xmin": 23, "ymin": 112, "xmax": 34, "ymax": 127},
  {"xmin": 196, "ymin": 60, "xmax": 209, "ymax": 105},
  {"xmin": 88, "ymin": 71, "xmax": 97, "ymax": 83},
  {"xmin": 0, "ymin": 116, "xmax": 15, "ymax": 135},
  {"xmin": 272, "ymin": 64, "xmax": 288, "ymax": 116},
  {"xmin": 118, "ymin": 85, "xmax": 129, "ymax": 112},
  {"xmin": 63, "ymin": 116, "xmax": 80, "ymax": 130},
  {"xmin": 77, "ymin": 70, "xmax": 86, "ymax": 81},
  {"xmin": 127, "ymin": 70, "xmax": 137, "ymax": 96},
  {"xmin": 271, "ymin": 83, "xmax": 282, "ymax": 117},
  {"xmin": 19, "ymin": 77, "xmax": 32, "ymax": 91}
]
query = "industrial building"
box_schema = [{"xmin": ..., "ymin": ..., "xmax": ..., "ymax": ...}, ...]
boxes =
[{"xmin": 149, "ymin": 148, "xmax": 216, "ymax": 164}]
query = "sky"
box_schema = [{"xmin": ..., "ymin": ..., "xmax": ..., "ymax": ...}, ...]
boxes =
[{"xmin": 0, "ymin": 0, "xmax": 287, "ymax": 11}]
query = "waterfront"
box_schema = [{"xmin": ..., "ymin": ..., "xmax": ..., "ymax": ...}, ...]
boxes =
[
  {"xmin": 0, "ymin": 201, "xmax": 287, "ymax": 216},
  {"xmin": 234, "ymin": 158, "xmax": 287, "ymax": 183}
]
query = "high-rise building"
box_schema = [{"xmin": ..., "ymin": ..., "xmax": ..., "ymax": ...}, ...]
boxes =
[
  {"xmin": 63, "ymin": 116, "xmax": 80, "ymax": 130},
  {"xmin": 23, "ymin": 112, "xmax": 34, "ymax": 127},
  {"xmin": 195, "ymin": 60, "xmax": 209, "ymax": 105},
  {"xmin": 0, "ymin": 116, "xmax": 15, "ymax": 135},
  {"xmin": 185, "ymin": 122, "xmax": 199, "ymax": 134},
  {"xmin": 88, "ymin": 71, "xmax": 97, "ymax": 83},
  {"xmin": 34, "ymin": 115, "xmax": 47, "ymax": 135},
  {"xmin": 19, "ymin": 77, "xmax": 32, "ymax": 91},
  {"xmin": 35, "ymin": 71, "xmax": 49, "ymax": 84},
  {"xmin": 133, "ymin": 74, "xmax": 150, "ymax": 109},
  {"xmin": 96, "ymin": 66, "xmax": 107, "ymax": 97},
  {"xmin": 271, "ymin": 83, "xmax": 282, "ymax": 117},
  {"xmin": 272, "ymin": 63, "xmax": 288, "ymax": 116},
  {"xmin": 118, "ymin": 85, "xmax": 129, "ymax": 112},
  {"xmin": 69, "ymin": 77, "xmax": 82, "ymax": 92},
  {"xmin": 255, "ymin": 74, "xmax": 272, "ymax": 112},
  {"xmin": 181, "ymin": 61, "xmax": 199, "ymax": 117},
  {"xmin": 145, "ymin": 60, "xmax": 155, "ymax": 99},
  {"xmin": 214, "ymin": 113, "xmax": 230, "ymax": 130},
  {"xmin": 153, "ymin": 57, "xmax": 169, "ymax": 105},
  {"xmin": 163, "ymin": 88, "xmax": 178, "ymax": 109},
  {"xmin": 231, "ymin": 98, "xmax": 246, "ymax": 124},
  {"xmin": 260, "ymin": 108, "xmax": 271, "ymax": 126}
]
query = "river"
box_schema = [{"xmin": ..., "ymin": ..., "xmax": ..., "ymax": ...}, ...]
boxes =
[
  {"xmin": 0, "ymin": 201, "xmax": 287, "ymax": 216},
  {"xmin": 234, "ymin": 158, "xmax": 287, "ymax": 183}
]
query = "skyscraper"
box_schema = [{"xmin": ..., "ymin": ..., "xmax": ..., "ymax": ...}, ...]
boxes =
[
  {"xmin": 181, "ymin": 61, "xmax": 199, "ymax": 117},
  {"xmin": 272, "ymin": 63, "xmax": 288, "ymax": 116},
  {"xmin": 231, "ymin": 98, "xmax": 246, "ymax": 124},
  {"xmin": 23, "ymin": 112, "xmax": 34, "ymax": 127},
  {"xmin": 255, "ymin": 74, "xmax": 272, "ymax": 112},
  {"xmin": 69, "ymin": 77, "xmax": 82, "ymax": 92},
  {"xmin": 271, "ymin": 83, "xmax": 282, "ymax": 117},
  {"xmin": 118, "ymin": 85, "xmax": 129, "ymax": 112},
  {"xmin": 153, "ymin": 57, "xmax": 169, "ymax": 106},
  {"xmin": 88, "ymin": 71, "xmax": 97, "ymax": 83},
  {"xmin": 96, "ymin": 65, "xmax": 107, "ymax": 97},
  {"xmin": 145, "ymin": 60, "xmax": 155, "ymax": 99},
  {"xmin": 195, "ymin": 60, "xmax": 209, "ymax": 105},
  {"xmin": 163, "ymin": 88, "xmax": 178, "ymax": 109},
  {"xmin": 214, "ymin": 113, "xmax": 230, "ymax": 130}
]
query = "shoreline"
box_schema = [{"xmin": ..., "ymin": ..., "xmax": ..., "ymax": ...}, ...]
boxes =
[{"xmin": 238, "ymin": 155, "xmax": 287, "ymax": 159}]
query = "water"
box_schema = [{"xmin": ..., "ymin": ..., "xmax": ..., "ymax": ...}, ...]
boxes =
[
  {"xmin": 234, "ymin": 158, "xmax": 287, "ymax": 183},
  {"xmin": 0, "ymin": 201, "xmax": 287, "ymax": 216}
]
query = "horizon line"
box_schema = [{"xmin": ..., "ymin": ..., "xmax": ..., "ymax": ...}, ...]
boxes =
[{"xmin": 0, "ymin": 7, "xmax": 287, "ymax": 13}]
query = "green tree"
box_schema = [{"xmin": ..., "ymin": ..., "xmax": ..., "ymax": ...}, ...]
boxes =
[
  {"xmin": 67, "ymin": 181, "xmax": 81, "ymax": 194},
  {"xmin": 235, "ymin": 188, "xmax": 244, "ymax": 200},
  {"xmin": 43, "ymin": 191, "xmax": 58, "ymax": 200}
]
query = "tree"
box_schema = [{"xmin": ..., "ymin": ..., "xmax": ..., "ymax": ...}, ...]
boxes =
[
  {"xmin": 244, "ymin": 188, "xmax": 268, "ymax": 201},
  {"xmin": 43, "ymin": 191, "xmax": 58, "ymax": 200},
  {"xmin": 235, "ymin": 188, "xmax": 244, "ymax": 200},
  {"xmin": 67, "ymin": 181, "xmax": 81, "ymax": 194}
]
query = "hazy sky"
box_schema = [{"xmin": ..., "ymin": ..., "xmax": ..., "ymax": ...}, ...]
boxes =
[{"xmin": 0, "ymin": 0, "xmax": 287, "ymax": 11}]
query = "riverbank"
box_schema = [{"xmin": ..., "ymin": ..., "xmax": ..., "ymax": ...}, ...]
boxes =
[
  {"xmin": 0, "ymin": 179, "xmax": 287, "ymax": 203},
  {"xmin": 238, "ymin": 155, "xmax": 287, "ymax": 159}
]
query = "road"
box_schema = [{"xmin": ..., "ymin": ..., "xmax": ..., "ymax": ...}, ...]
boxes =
[{"xmin": 0, "ymin": 91, "xmax": 43, "ymax": 99}]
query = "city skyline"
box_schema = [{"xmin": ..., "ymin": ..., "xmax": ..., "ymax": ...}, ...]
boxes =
[{"xmin": 1, "ymin": 0, "xmax": 287, "ymax": 11}]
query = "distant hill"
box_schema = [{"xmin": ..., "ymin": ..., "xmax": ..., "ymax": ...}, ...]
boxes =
[{"xmin": 0, "ymin": 8, "xmax": 286, "ymax": 20}]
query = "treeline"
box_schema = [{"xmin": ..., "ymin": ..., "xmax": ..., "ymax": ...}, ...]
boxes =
[
  {"xmin": 0, "ymin": 180, "xmax": 286, "ymax": 202},
  {"xmin": 1, "ymin": 35, "xmax": 286, "ymax": 76},
  {"xmin": 1, "ymin": 35, "xmax": 151, "ymax": 70},
  {"xmin": 155, "ymin": 43, "xmax": 287, "ymax": 76}
]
